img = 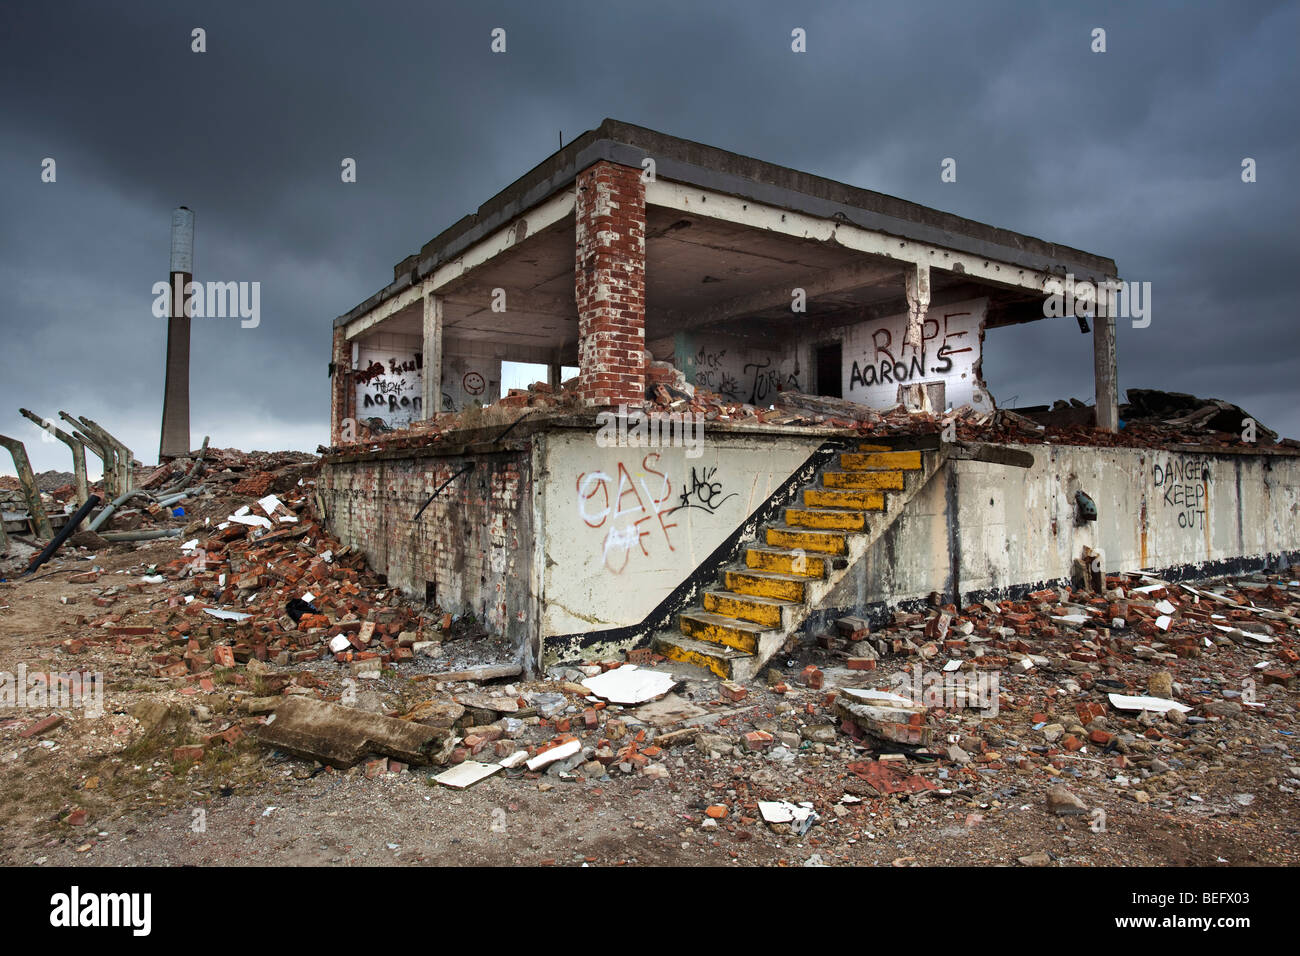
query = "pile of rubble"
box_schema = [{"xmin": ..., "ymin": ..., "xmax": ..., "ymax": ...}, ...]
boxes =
[{"xmin": 324, "ymin": 350, "xmax": 1294, "ymax": 458}]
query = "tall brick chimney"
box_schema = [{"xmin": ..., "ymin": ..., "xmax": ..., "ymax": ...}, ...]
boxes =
[{"xmin": 159, "ymin": 206, "xmax": 193, "ymax": 460}]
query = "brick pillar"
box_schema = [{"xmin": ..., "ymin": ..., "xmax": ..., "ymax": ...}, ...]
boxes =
[
  {"xmin": 575, "ymin": 160, "xmax": 646, "ymax": 407},
  {"xmin": 330, "ymin": 326, "xmax": 355, "ymax": 444}
]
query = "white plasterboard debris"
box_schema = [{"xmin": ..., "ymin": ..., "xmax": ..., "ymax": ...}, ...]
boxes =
[
  {"xmin": 581, "ymin": 664, "xmax": 677, "ymax": 705},
  {"xmin": 203, "ymin": 608, "xmax": 251, "ymax": 622},
  {"xmin": 840, "ymin": 688, "xmax": 917, "ymax": 707},
  {"xmin": 278, "ymin": 515, "xmax": 298, "ymax": 523},
  {"xmin": 233, "ymin": 505, "xmax": 250, "ymax": 517},
  {"xmin": 1053, "ymin": 614, "xmax": 1089, "ymax": 625},
  {"xmin": 229, "ymin": 514, "xmax": 272, "ymax": 529},
  {"xmin": 432, "ymin": 761, "xmax": 501, "ymax": 789},
  {"xmin": 1212, "ymin": 623, "xmax": 1274, "ymax": 644},
  {"xmin": 758, "ymin": 800, "xmax": 816, "ymax": 824},
  {"xmin": 328, "ymin": 634, "xmax": 351, "ymax": 654},
  {"xmin": 320, "ymin": 550, "xmax": 333, "ymax": 563},
  {"xmin": 180, "ymin": 538, "xmax": 199, "ymax": 552},
  {"xmin": 301, "ymin": 592, "xmax": 316, "ymax": 603},
  {"xmin": 257, "ymin": 494, "xmax": 283, "ymax": 516},
  {"xmin": 1155, "ymin": 615, "xmax": 1172, "ymax": 631},
  {"xmin": 1132, "ymin": 583, "xmax": 1166, "ymax": 594},
  {"xmin": 1108, "ymin": 693, "xmax": 1192, "ymax": 714},
  {"xmin": 1155, "ymin": 600, "xmax": 1176, "ymax": 615},
  {"xmin": 525, "ymin": 739, "xmax": 580, "ymax": 772},
  {"xmin": 943, "ymin": 659, "xmax": 961, "ymax": 672},
  {"xmin": 140, "ymin": 575, "xmax": 164, "ymax": 584},
  {"xmin": 499, "ymin": 750, "xmax": 529, "ymax": 769}
]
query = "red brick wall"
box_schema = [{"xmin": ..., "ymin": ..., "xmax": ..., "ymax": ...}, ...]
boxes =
[
  {"xmin": 575, "ymin": 160, "xmax": 646, "ymax": 408},
  {"xmin": 319, "ymin": 448, "xmax": 536, "ymax": 660},
  {"xmin": 330, "ymin": 326, "xmax": 355, "ymax": 445}
]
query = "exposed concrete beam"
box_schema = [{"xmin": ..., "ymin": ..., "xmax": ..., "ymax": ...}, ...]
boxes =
[
  {"xmin": 658, "ymin": 259, "xmax": 900, "ymax": 336},
  {"xmin": 0, "ymin": 435, "xmax": 53, "ymax": 540},
  {"xmin": 645, "ymin": 179, "xmax": 1116, "ymax": 299},
  {"xmin": 426, "ymin": 190, "xmax": 575, "ymax": 296},
  {"xmin": 904, "ymin": 262, "xmax": 931, "ymax": 352},
  {"xmin": 342, "ymin": 282, "xmax": 424, "ymax": 343}
]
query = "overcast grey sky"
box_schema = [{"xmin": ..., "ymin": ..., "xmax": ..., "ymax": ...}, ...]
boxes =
[{"xmin": 2, "ymin": 0, "xmax": 1296, "ymax": 476}]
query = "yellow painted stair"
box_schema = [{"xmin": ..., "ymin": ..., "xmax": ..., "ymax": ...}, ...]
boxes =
[{"xmin": 656, "ymin": 442, "xmax": 939, "ymax": 680}]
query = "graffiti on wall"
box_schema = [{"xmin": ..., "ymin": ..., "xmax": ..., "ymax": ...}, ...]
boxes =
[
  {"xmin": 841, "ymin": 298, "xmax": 988, "ymax": 409},
  {"xmin": 355, "ymin": 349, "xmax": 423, "ymax": 427},
  {"xmin": 675, "ymin": 466, "xmax": 737, "ymax": 514},
  {"xmin": 576, "ymin": 454, "xmax": 679, "ymax": 574},
  {"xmin": 1152, "ymin": 456, "xmax": 1210, "ymax": 530},
  {"xmin": 693, "ymin": 344, "xmax": 801, "ymax": 404}
]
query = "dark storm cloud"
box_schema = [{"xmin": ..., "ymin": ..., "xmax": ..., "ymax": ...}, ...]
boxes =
[{"xmin": 1, "ymin": 0, "xmax": 1297, "ymax": 474}]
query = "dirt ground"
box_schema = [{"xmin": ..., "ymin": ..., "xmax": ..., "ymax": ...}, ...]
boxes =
[{"xmin": 1, "ymin": 538, "xmax": 1298, "ymax": 867}]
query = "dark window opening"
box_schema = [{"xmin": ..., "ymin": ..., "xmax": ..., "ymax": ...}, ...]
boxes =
[{"xmin": 815, "ymin": 343, "xmax": 842, "ymax": 398}]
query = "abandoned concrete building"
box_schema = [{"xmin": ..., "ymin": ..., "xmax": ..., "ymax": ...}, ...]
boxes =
[{"xmin": 321, "ymin": 119, "xmax": 1300, "ymax": 679}]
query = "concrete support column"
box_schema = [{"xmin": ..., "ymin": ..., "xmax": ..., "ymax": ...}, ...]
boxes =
[
  {"xmin": 903, "ymin": 261, "xmax": 931, "ymax": 352},
  {"xmin": 330, "ymin": 326, "xmax": 355, "ymax": 445},
  {"xmin": 575, "ymin": 160, "xmax": 646, "ymax": 407},
  {"xmin": 1093, "ymin": 286, "xmax": 1119, "ymax": 432},
  {"xmin": 422, "ymin": 291, "xmax": 443, "ymax": 418}
]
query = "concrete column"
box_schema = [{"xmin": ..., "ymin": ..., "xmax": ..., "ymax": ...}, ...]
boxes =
[
  {"xmin": 575, "ymin": 160, "xmax": 646, "ymax": 407},
  {"xmin": 422, "ymin": 291, "xmax": 443, "ymax": 417},
  {"xmin": 330, "ymin": 326, "xmax": 354, "ymax": 445},
  {"xmin": 1093, "ymin": 285, "xmax": 1119, "ymax": 432},
  {"xmin": 0, "ymin": 435, "xmax": 54, "ymax": 540},
  {"xmin": 903, "ymin": 262, "xmax": 931, "ymax": 353},
  {"xmin": 19, "ymin": 409, "xmax": 87, "ymax": 506}
]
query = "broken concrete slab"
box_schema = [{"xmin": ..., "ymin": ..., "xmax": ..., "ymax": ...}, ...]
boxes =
[
  {"xmin": 256, "ymin": 696, "xmax": 451, "ymax": 768},
  {"xmin": 432, "ymin": 760, "xmax": 501, "ymax": 789},
  {"xmin": 581, "ymin": 664, "xmax": 677, "ymax": 705}
]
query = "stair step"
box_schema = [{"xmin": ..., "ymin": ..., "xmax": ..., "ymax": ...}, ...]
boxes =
[
  {"xmin": 822, "ymin": 470, "xmax": 904, "ymax": 491},
  {"xmin": 678, "ymin": 610, "xmax": 770, "ymax": 654},
  {"xmin": 766, "ymin": 525, "xmax": 849, "ymax": 554},
  {"xmin": 802, "ymin": 487, "xmax": 885, "ymax": 511},
  {"xmin": 840, "ymin": 450, "xmax": 922, "ymax": 471},
  {"xmin": 653, "ymin": 632, "xmax": 752, "ymax": 681},
  {"xmin": 722, "ymin": 568, "xmax": 808, "ymax": 602},
  {"xmin": 703, "ymin": 590, "xmax": 793, "ymax": 628},
  {"xmin": 785, "ymin": 507, "xmax": 867, "ymax": 532},
  {"xmin": 745, "ymin": 546, "xmax": 827, "ymax": 578}
]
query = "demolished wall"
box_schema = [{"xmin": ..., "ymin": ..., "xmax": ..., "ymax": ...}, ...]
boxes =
[{"xmin": 319, "ymin": 444, "xmax": 536, "ymax": 660}]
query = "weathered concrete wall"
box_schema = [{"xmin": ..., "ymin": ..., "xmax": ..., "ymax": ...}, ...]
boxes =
[
  {"xmin": 536, "ymin": 428, "xmax": 823, "ymax": 641},
  {"xmin": 319, "ymin": 446, "xmax": 536, "ymax": 658},
  {"xmin": 354, "ymin": 332, "xmax": 424, "ymax": 428},
  {"xmin": 815, "ymin": 444, "xmax": 1300, "ymax": 626},
  {"xmin": 675, "ymin": 331, "xmax": 804, "ymax": 404},
  {"xmin": 829, "ymin": 297, "xmax": 991, "ymax": 410}
]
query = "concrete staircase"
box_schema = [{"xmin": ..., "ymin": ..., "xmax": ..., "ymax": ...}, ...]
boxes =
[{"xmin": 654, "ymin": 443, "xmax": 947, "ymax": 680}]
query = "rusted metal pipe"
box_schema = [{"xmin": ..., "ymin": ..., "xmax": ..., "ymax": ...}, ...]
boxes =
[
  {"xmin": 0, "ymin": 434, "xmax": 54, "ymax": 539},
  {"xmin": 19, "ymin": 409, "xmax": 88, "ymax": 505}
]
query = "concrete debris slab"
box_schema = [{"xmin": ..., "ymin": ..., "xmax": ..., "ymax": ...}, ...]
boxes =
[
  {"xmin": 1108, "ymin": 693, "xmax": 1192, "ymax": 714},
  {"xmin": 632, "ymin": 692, "xmax": 707, "ymax": 727},
  {"xmin": 526, "ymin": 738, "xmax": 580, "ymax": 771},
  {"xmin": 581, "ymin": 664, "xmax": 677, "ymax": 705},
  {"xmin": 202, "ymin": 608, "xmax": 251, "ymax": 622},
  {"xmin": 499, "ymin": 750, "xmax": 529, "ymax": 769},
  {"xmin": 432, "ymin": 760, "xmax": 501, "ymax": 789},
  {"xmin": 758, "ymin": 800, "xmax": 815, "ymax": 824},
  {"xmin": 256, "ymin": 696, "xmax": 450, "ymax": 768}
]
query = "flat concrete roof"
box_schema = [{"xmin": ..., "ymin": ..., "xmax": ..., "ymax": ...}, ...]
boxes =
[{"xmin": 335, "ymin": 119, "xmax": 1117, "ymax": 328}]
